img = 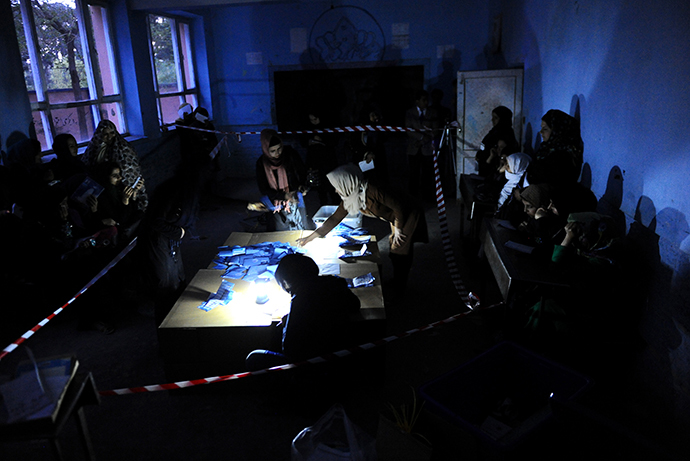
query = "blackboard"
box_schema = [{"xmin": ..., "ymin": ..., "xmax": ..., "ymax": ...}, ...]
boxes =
[{"xmin": 273, "ymin": 65, "xmax": 424, "ymax": 132}]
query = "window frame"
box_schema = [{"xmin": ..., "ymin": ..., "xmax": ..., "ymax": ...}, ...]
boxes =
[
  {"xmin": 14, "ymin": 0, "xmax": 127, "ymax": 150},
  {"xmin": 147, "ymin": 13, "xmax": 199, "ymax": 128}
]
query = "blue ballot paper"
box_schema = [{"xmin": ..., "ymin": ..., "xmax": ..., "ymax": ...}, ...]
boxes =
[
  {"xmin": 198, "ymin": 281, "xmax": 235, "ymax": 312},
  {"xmin": 338, "ymin": 244, "xmax": 371, "ymax": 260},
  {"xmin": 344, "ymin": 273, "xmax": 375, "ymax": 288},
  {"xmin": 215, "ymin": 241, "xmax": 300, "ymax": 281},
  {"xmin": 339, "ymin": 235, "xmax": 371, "ymax": 247}
]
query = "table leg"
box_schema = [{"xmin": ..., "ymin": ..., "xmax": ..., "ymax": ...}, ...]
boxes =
[
  {"xmin": 51, "ymin": 438, "xmax": 64, "ymax": 461},
  {"xmin": 76, "ymin": 407, "xmax": 97, "ymax": 460}
]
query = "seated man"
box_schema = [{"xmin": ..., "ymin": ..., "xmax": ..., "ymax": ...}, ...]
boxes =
[{"xmin": 246, "ymin": 254, "xmax": 361, "ymax": 370}]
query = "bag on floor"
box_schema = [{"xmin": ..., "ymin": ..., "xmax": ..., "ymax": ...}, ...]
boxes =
[{"xmin": 291, "ymin": 404, "xmax": 376, "ymax": 461}]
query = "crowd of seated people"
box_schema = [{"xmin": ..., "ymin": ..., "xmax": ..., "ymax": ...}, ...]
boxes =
[
  {"xmin": 470, "ymin": 107, "xmax": 636, "ymax": 366},
  {"xmin": 0, "ymin": 123, "xmax": 151, "ymax": 337},
  {"xmin": 1, "ymin": 108, "xmax": 219, "ymax": 340}
]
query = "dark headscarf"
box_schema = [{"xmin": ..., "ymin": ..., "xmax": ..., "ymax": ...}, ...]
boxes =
[
  {"xmin": 6, "ymin": 138, "xmax": 41, "ymax": 172},
  {"xmin": 481, "ymin": 106, "xmax": 519, "ymax": 153},
  {"xmin": 82, "ymin": 120, "xmax": 147, "ymax": 210},
  {"xmin": 51, "ymin": 134, "xmax": 86, "ymax": 181},
  {"xmin": 52, "ymin": 134, "xmax": 76, "ymax": 162},
  {"xmin": 521, "ymin": 184, "xmax": 552, "ymax": 210},
  {"xmin": 527, "ymin": 109, "xmax": 584, "ymax": 185},
  {"xmin": 538, "ymin": 109, "xmax": 583, "ymax": 161},
  {"xmin": 493, "ymin": 106, "xmax": 513, "ymax": 127},
  {"xmin": 567, "ymin": 212, "xmax": 619, "ymax": 256}
]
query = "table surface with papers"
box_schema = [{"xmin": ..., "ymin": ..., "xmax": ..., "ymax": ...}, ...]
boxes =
[{"xmin": 159, "ymin": 230, "xmax": 385, "ymax": 330}]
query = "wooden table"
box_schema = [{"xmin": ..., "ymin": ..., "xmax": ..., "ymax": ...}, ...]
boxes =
[
  {"xmin": 159, "ymin": 231, "xmax": 385, "ymax": 377},
  {"xmin": 480, "ymin": 218, "xmax": 569, "ymax": 303}
]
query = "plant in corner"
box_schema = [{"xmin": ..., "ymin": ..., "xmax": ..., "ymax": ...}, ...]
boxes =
[{"xmin": 377, "ymin": 388, "xmax": 432, "ymax": 461}]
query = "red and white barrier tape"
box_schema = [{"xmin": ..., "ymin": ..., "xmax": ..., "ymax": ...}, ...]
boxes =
[
  {"xmin": 98, "ymin": 302, "xmax": 496, "ymax": 396},
  {"xmin": 432, "ymin": 139, "xmax": 472, "ymax": 305},
  {"xmin": 175, "ymin": 123, "xmax": 440, "ymax": 143},
  {"xmin": 208, "ymin": 135, "xmax": 227, "ymax": 160},
  {"xmin": 0, "ymin": 237, "xmax": 138, "ymax": 362}
]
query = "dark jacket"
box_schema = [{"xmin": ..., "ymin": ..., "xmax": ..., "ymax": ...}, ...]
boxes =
[{"xmin": 282, "ymin": 275, "xmax": 360, "ymax": 361}]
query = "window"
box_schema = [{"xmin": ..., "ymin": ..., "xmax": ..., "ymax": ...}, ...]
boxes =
[
  {"xmin": 148, "ymin": 14, "xmax": 198, "ymax": 127},
  {"xmin": 12, "ymin": 0, "xmax": 125, "ymax": 151}
]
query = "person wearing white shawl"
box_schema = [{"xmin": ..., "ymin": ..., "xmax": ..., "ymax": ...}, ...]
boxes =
[
  {"xmin": 297, "ymin": 164, "xmax": 427, "ymax": 291},
  {"xmin": 497, "ymin": 153, "xmax": 532, "ymax": 208}
]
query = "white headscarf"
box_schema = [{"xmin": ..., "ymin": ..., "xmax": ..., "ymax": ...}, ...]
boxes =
[
  {"xmin": 327, "ymin": 164, "xmax": 368, "ymax": 215},
  {"xmin": 498, "ymin": 153, "xmax": 532, "ymax": 207}
]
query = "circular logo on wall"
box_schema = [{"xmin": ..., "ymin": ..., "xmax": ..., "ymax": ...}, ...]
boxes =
[{"xmin": 309, "ymin": 6, "xmax": 385, "ymax": 64}]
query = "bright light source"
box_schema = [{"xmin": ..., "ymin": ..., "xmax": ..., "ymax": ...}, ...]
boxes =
[{"xmin": 254, "ymin": 279, "xmax": 270, "ymax": 305}]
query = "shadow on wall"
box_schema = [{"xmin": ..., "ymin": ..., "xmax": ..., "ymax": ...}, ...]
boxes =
[
  {"xmin": 597, "ymin": 166, "xmax": 627, "ymax": 237},
  {"xmin": 627, "ymin": 194, "xmax": 690, "ymax": 434},
  {"xmin": 580, "ymin": 163, "xmax": 592, "ymax": 190},
  {"xmin": 429, "ymin": 56, "xmax": 462, "ymax": 103}
]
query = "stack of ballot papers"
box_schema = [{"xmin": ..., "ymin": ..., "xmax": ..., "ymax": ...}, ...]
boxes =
[{"xmin": 212, "ymin": 241, "xmax": 301, "ymax": 282}]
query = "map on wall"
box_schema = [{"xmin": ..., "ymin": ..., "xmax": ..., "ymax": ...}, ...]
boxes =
[{"xmin": 309, "ymin": 6, "xmax": 385, "ymax": 64}]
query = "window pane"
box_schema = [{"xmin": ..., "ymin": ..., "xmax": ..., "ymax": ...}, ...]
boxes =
[
  {"xmin": 159, "ymin": 95, "xmax": 183, "ymax": 125},
  {"xmin": 185, "ymin": 94, "xmax": 198, "ymax": 109},
  {"xmin": 31, "ymin": 111, "xmax": 49, "ymax": 150},
  {"xmin": 178, "ymin": 22, "xmax": 195, "ymax": 90},
  {"xmin": 51, "ymin": 106, "xmax": 95, "ymax": 144},
  {"xmin": 89, "ymin": 5, "xmax": 119, "ymax": 96},
  {"xmin": 149, "ymin": 16, "xmax": 179, "ymax": 95},
  {"xmin": 32, "ymin": 0, "xmax": 89, "ymax": 103},
  {"xmin": 99, "ymin": 102, "xmax": 125, "ymax": 134},
  {"xmin": 11, "ymin": 0, "xmax": 36, "ymax": 93}
]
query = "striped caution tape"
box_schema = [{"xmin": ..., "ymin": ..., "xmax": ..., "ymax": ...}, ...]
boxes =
[
  {"xmin": 175, "ymin": 123, "xmax": 442, "ymax": 143},
  {"xmin": 431, "ymin": 134, "xmax": 474, "ymax": 307},
  {"xmin": 0, "ymin": 237, "xmax": 138, "ymax": 362},
  {"xmin": 208, "ymin": 135, "xmax": 227, "ymax": 160},
  {"xmin": 99, "ymin": 301, "xmax": 498, "ymax": 396}
]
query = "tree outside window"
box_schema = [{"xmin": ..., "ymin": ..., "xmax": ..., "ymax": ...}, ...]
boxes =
[
  {"xmin": 148, "ymin": 14, "xmax": 198, "ymax": 127},
  {"xmin": 12, "ymin": 0, "xmax": 125, "ymax": 150}
]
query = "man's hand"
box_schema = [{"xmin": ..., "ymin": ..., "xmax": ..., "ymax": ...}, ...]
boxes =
[
  {"xmin": 561, "ymin": 222, "xmax": 579, "ymax": 247},
  {"xmin": 392, "ymin": 227, "xmax": 407, "ymax": 247},
  {"xmin": 296, "ymin": 232, "xmax": 318, "ymax": 247},
  {"xmin": 86, "ymin": 194, "xmax": 98, "ymax": 213},
  {"xmin": 535, "ymin": 207, "xmax": 549, "ymax": 219}
]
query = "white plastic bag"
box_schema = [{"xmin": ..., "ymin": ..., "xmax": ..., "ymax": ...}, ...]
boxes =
[{"xmin": 291, "ymin": 404, "xmax": 376, "ymax": 461}]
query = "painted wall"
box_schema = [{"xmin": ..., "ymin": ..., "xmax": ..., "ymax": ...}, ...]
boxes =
[
  {"xmin": 197, "ymin": 0, "xmax": 493, "ymax": 176},
  {"xmin": 496, "ymin": 0, "xmax": 690, "ymax": 432},
  {"xmin": 0, "ymin": 0, "xmax": 34, "ymax": 155}
]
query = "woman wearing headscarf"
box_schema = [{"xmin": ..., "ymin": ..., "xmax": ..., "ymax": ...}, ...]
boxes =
[
  {"xmin": 522, "ymin": 212, "xmax": 625, "ymax": 343},
  {"xmin": 497, "ymin": 153, "xmax": 531, "ymax": 209},
  {"xmin": 82, "ymin": 120, "xmax": 148, "ymax": 210},
  {"xmin": 475, "ymin": 106, "xmax": 519, "ymax": 178},
  {"xmin": 49, "ymin": 133, "xmax": 85, "ymax": 182},
  {"xmin": 527, "ymin": 109, "xmax": 583, "ymax": 186},
  {"xmin": 255, "ymin": 128, "xmax": 310, "ymax": 231},
  {"xmin": 5, "ymin": 138, "xmax": 49, "ymax": 208},
  {"xmin": 297, "ymin": 164, "xmax": 428, "ymax": 291},
  {"xmin": 91, "ymin": 161, "xmax": 144, "ymax": 237},
  {"xmin": 516, "ymin": 183, "xmax": 562, "ymax": 252}
]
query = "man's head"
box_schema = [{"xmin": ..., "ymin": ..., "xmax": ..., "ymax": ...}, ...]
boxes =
[
  {"xmin": 275, "ymin": 254, "xmax": 319, "ymax": 294},
  {"xmin": 414, "ymin": 90, "xmax": 429, "ymax": 111}
]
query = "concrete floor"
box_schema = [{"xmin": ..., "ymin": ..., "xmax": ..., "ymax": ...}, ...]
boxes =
[{"xmin": 0, "ymin": 175, "xmax": 684, "ymax": 460}]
